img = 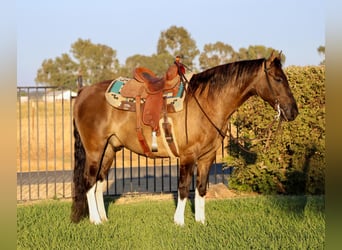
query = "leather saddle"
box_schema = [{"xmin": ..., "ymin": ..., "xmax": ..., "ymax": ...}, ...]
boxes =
[
  {"xmin": 134, "ymin": 65, "xmax": 180, "ymax": 94},
  {"xmin": 120, "ymin": 64, "xmax": 181, "ymax": 133}
]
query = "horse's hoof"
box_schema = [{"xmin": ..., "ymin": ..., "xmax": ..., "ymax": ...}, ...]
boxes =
[
  {"xmin": 195, "ymin": 218, "xmax": 206, "ymax": 225},
  {"xmin": 90, "ymin": 219, "xmax": 103, "ymax": 225},
  {"xmin": 174, "ymin": 220, "xmax": 185, "ymax": 226},
  {"xmin": 174, "ymin": 216, "xmax": 185, "ymax": 226}
]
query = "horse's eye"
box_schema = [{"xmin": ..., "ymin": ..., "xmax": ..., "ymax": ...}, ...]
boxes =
[{"xmin": 274, "ymin": 76, "xmax": 283, "ymax": 83}]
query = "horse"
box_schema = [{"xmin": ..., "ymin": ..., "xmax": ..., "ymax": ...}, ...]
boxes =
[{"xmin": 71, "ymin": 51, "xmax": 298, "ymax": 225}]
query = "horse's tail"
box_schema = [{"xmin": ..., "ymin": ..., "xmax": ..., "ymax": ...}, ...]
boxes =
[{"xmin": 70, "ymin": 119, "xmax": 88, "ymax": 223}]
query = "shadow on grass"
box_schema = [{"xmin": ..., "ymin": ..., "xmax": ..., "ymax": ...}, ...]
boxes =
[{"xmin": 264, "ymin": 195, "xmax": 324, "ymax": 219}]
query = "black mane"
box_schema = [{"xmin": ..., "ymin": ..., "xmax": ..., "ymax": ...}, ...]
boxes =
[{"xmin": 188, "ymin": 58, "xmax": 265, "ymax": 97}]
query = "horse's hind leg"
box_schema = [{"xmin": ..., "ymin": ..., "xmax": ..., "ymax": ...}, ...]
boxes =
[
  {"xmin": 86, "ymin": 180, "xmax": 101, "ymax": 224},
  {"xmin": 86, "ymin": 180, "xmax": 108, "ymax": 224},
  {"xmin": 174, "ymin": 163, "xmax": 195, "ymax": 226},
  {"xmin": 95, "ymin": 180, "xmax": 107, "ymax": 222},
  {"xmin": 85, "ymin": 143, "xmax": 115, "ymax": 224},
  {"xmin": 95, "ymin": 144, "xmax": 116, "ymax": 222}
]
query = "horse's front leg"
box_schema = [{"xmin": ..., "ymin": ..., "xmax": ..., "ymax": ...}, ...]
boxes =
[
  {"xmin": 174, "ymin": 163, "xmax": 195, "ymax": 226},
  {"xmin": 195, "ymin": 154, "xmax": 216, "ymax": 224}
]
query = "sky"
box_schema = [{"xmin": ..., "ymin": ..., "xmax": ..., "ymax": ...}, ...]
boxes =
[{"xmin": 17, "ymin": 0, "xmax": 325, "ymax": 86}]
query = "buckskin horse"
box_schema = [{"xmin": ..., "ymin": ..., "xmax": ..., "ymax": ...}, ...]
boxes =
[{"xmin": 71, "ymin": 51, "xmax": 298, "ymax": 225}]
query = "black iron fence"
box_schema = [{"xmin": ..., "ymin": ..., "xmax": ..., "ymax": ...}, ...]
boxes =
[{"xmin": 17, "ymin": 86, "xmax": 232, "ymax": 201}]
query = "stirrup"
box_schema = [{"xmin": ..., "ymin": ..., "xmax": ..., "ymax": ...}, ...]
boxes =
[{"xmin": 151, "ymin": 131, "xmax": 158, "ymax": 152}]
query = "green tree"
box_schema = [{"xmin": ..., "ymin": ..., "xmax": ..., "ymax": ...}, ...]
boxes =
[
  {"xmin": 119, "ymin": 26, "xmax": 199, "ymax": 77},
  {"xmin": 71, "ymin": 38, "xmax": 119, "ymax": 85},
  {"xmin": 157, "ymin": 25, "xmax": 199, "ymax": 69},
  {"xmin": 121, "ymin": 53, "xmax": 174, "ymax": 77},
  {"xmin": 236, "ymin": 45, "xmax": 285, "ymax": 62},
  {"xmin": 35, "ymin": 38, "xmax": 120, "ymax": 89},
  {"xmin": 35, "ymin": 53, "xmax": 78, "ymax": 89},
  {"xmin": 199, "ymin": 42, "xmax": 236, "ymax": 70}
]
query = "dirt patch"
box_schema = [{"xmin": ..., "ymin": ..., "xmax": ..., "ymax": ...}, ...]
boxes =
[
  {"xmin": 113, "ymin": 184, "xmax": 257, "ymax": 205},
  {"xmin": 206, "ymin": 183, "xmax": 238, "ymax": 199},
  {"xmin": 113, "ymin": 192, "xmax": 175, "ymax": 205}
]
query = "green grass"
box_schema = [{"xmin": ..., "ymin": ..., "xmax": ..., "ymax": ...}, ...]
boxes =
[{"xmin": 17, "ymin": 195, "xmax": 325, "ymax": 249}]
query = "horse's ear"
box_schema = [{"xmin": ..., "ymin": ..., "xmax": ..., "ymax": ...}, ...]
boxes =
[
  {"xmin": 266, "ymin": 50, "xmax": 276, "ymax": 68},
  {"xmin": 278, "ymin": 50, "xmax": 283, "ymax": 58}
]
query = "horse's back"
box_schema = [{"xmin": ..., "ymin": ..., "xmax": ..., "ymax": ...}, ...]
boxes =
[
  {"xmin": 74, "ymin": 80, "xmax": 112, "ymax": 113},
  {"xmin": 75, "ymin": 80, "xmax": 112, "ymax": 104},
  {"xmin": 73, "ymin": 80, "xmax": 114, "ymax": 140}
]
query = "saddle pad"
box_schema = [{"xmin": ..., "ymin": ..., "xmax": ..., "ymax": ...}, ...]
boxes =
[{"xmin": 105, "ymin": 76, "xmax": 186, "ymax": 112}]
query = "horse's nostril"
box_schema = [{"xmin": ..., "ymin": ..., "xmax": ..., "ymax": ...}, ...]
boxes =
[
  {"xmin": 288, "ymin": 107, "xmax": 298, "ymax": 121},
  {"xmin": 282, "ymin": 104, "xmax": 298, "ymax": 121}
]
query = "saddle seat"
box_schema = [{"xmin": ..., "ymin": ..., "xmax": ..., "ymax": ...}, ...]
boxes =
[
  {"xmin": 119, "ymin": 64, "xmax": 181, "ymax": 135},
  {"xmin": 134, "ymin": 65, "xmax": 180, "ymax": 94}
]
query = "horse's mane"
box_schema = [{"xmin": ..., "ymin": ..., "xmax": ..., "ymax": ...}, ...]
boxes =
[{"xmin": 187, "ymin": 58, "xmax": 265, "ymax": 97}]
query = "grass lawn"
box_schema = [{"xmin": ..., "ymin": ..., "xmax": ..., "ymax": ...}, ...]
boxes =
[{"xmin": 17, "ymin": 195, "xmax": 325, "ymax": 249}]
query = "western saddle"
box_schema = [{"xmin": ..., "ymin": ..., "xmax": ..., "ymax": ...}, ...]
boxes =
[{"xmin": 119, "ymin": 62, "xmax": 183, "ymax": 157}]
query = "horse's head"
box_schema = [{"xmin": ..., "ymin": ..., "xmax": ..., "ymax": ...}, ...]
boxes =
[{"xmin": 256, "ymin": 51, "xmax": 298, "ymax": 121}]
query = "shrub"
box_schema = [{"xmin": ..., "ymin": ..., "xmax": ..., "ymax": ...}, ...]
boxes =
[{"xmin": 227, "ymin": 66, "xmax": 325, "ymax": 195}]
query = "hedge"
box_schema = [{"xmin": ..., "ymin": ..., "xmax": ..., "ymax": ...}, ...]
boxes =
[{"xmin": 226, "ymin": 66, "xmax": 325, "ymax": 195}]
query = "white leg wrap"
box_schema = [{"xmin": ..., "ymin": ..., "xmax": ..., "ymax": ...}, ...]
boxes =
[
  {"xmin": 195, "ymin": 188, "xmax": 205, "ymax": 224},
  {"xmin": 95, "ymin": 180, "xmax": 108, "ymax": 222},
  {"xmin": 86, "ymin": 184, "xmax": 102, "ymax": 225},
  {"xmin": 174, "ymin": 190, "xmax": 187, "ymax": 226}
]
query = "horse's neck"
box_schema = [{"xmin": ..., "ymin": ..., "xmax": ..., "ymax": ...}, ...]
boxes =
[{"xmin": 195, "ymin": 83, "xmax": 253, "ymax": 123}]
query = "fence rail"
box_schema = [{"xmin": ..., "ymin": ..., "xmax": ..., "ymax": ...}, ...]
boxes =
[{"xmin": 17, "ymin": 86, "xmax": 231, "ymax": 201}]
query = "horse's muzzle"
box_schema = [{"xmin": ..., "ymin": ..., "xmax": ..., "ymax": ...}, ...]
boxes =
[{"xmin": 281, "ymin": 103, "xmax": 299, "ymax": 121}]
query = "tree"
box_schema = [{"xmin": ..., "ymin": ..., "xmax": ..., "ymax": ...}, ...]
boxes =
[
  {"xmin": 121, "ymin": 53, "xmax": 174, "ymax": 77},
  {"xmin": 236, "ymin": 45, "xmax": 285, "ymax": 62},
  {"xmin": 35, "ymin": 53, "xmax": 78, "ymax": 89},
  {"xmin": 198, "ymin": 44, "xmax": 284, "ymax": 71},
  {"xmin": 119, "ymin": 26, "xmax": 199, "ymax": 76},
  {"xmin": 35, "ymin": 38, "xmax": 120, "ymax": 89},
  {"xmin": 71, "ymin": 38, "xmax": 119, "ymax": 85},
  {"xmin": 198, "ymin": 42, "xmax": 236, "ymax": 70},
  {"xmin": 157, "ymin": 26, "xmax": 199, "ymax": 69}
]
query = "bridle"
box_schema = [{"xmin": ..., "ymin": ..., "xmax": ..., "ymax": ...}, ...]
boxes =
[
  {"xmin": 263, "ymin": 59, "xmax": 287, "ymax": 122},
  {"xmin": 261, "ymin": 59, "xmax": 287, "ymax": 148}
]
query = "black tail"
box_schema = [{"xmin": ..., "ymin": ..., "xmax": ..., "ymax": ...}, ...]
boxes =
[{"xmin": 70, "ymin": 120, "xmax": 88, "ymax": 223}]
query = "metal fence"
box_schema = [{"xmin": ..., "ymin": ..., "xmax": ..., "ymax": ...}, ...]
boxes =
[{"xmin": 17, "ymin": 86, "xmax": 232, "ymax": 201}]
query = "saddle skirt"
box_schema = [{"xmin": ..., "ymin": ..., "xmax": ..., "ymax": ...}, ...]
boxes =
[{"xmin": 105, "ymin": 76, "xmax": 188, "ymax": 113}]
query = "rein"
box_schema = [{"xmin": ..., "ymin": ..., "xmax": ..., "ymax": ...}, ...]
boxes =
[
  {"xmin": 177, "ymin": 65, "xmax": 226, "ymax": 143},
  {"xmin": 192, "ymin": 94, "xmax": 227, "ymax": 138},
  {"xmin": 263, "ymin": 59, "xmax": 286, "ymax": 146}
]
